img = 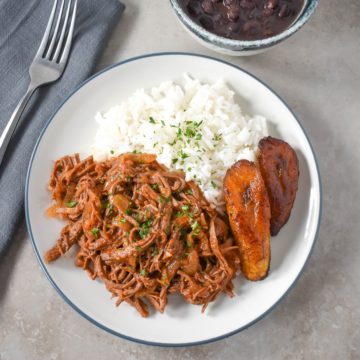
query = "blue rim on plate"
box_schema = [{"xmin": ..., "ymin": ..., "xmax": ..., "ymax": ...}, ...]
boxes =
[{"xmin": 25, "ymin": 52, "xmax": 322, "ymax": 347}]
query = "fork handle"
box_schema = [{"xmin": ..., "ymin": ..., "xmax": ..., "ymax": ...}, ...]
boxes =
[{"xmin": 0, "ymin": 84, "xmax": 38, "ymax": 167}]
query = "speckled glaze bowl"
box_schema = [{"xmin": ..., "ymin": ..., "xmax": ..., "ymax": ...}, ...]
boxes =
[{"xmin": 169, "ymin": 0, "xmax": 319, "ymax": 56}]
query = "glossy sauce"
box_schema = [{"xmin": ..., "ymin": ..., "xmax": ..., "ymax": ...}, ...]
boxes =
[{"xmin": 181, "ymin": 0, "xmax": 304, "ymax": 40}]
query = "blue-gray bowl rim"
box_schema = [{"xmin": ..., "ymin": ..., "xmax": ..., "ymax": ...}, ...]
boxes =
[{"xmin": 169, "ymin": 0, "xmax": 320, "ymax": 50}]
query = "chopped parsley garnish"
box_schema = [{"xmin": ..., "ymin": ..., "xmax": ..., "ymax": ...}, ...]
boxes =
[
  {"xmin": 151, "ymin": 246, "xmax": 159, "ymax": 257},
  {"xmin": 132, "ymin": 149, "xmax": 141, "ymax": 154},
  {"xmin": 212, "ymin": 133, "xmax": 222, "ymax": 141},
  {"xmin": 124, "ymin": 208, "xmax": 131, "ymax": 215},
  {"xmin": 168, "ymin": 139, "xmax": 177, "ymax": 146},
  {"xmin": 65, "ymin": 200, "xmax": 77, "ymax": 208},
  {"xmin": 135, "ymin": 246, "xmax": 142, "ymax": 252},
  {"xmin": 211, "ymin": 180, "xmax": 218, "ymax": 189},
  {"xmin": 149, "ymin": 116, "xmax": 156, "ymax": 124},
  {"xmin": 196, "ymin": 120, "xmax": 203, "ymax": 127},
  {"xmin": 186, "ymin": 189, "xmax": 193, "ymax": 195},
  {"xmin": 151, "ymin": 183, "xmax": 159, "ymax": 191},
  {"xmin": 139, "ymin": 219, "xmax": 153, "ymax": 239},
  {"xmin": 110, "ymin": 150, "xmax": 114, "ymax": 155},
  {"xmin": 140, "ymin": 269, "xmax": 148, "ymax": 276},
  {"xmin": 181, "ymin": 252, "xmax": 189, "ymax": 259},
  {"xmin": 120, "ymin": 218, "xmax": 127, "ymax": 223},
  {"xmin": 187, "ymin": 167, "xmax": 192, "ymax": 172},
  {"xmin": 160, "ymin": 195, "xmax": 170, "ymax": 204},
  {"xmin": 153, "ymin": 142, "xmax": 158, "ymax": 148},
  {"xmin": 191, "ymin": 221, "xmax": 201, "ymax": 236},
  {"xmin": 184, "ymin": 125, "xmax": 196, "ymax": 138},
  {"xmin": 181, "ymin": 204, "xmax": 190, "ymax": 211},
  {"xmin": 161, "ymin": 120, "xmax": 165, "ymax": 127},
  {"xmin": 176, "ymin": 128, "xmax": 182, "ymax": 138},
  {"xmin": 172, "ymin": 158, "xmax": 178, "ymax": 164},
  {"xmin": 91, "ymin": 228, "xmax": 99, "ymax": 238},
  {"xmin": 179, "ymin": 150, "xmax": 189, "ymax": 159}
]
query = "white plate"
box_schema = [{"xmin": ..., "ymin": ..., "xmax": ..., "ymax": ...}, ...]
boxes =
[{"xmin": 25, "ymin": 53, "xmax": 322, "ymax": 346}]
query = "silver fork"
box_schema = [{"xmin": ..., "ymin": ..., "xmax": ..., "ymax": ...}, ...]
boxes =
[{"xmin": 0, "ymin": 0, "xmax": 78, "ymax": 167}]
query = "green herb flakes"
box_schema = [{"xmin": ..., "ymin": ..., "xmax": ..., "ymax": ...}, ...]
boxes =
[
  {"xmin": 181, "ymin": 204, "xmax": 190, "ymax": 211},
  {"xmin": 160, "ymin": 195, "xmax": 170, "ymax": 204},
  {"xmin": 212, "ymin": 133, "xmax": 222, "ymax": 141},
  {"xmin": 91, "ymin": 228, "xmax": 99, "ymax": 238},
  {"xmin": 179, "ymin": 150, "xmax": 189, "ymax": 159},
  {"xmin": 211, "ymin": 180, "xmax": 218, "ymax": 189},
  {"xmin": 65, "ymin": 201, "xmax": 77, "ymax": 208},
  {"xmin": 140, "ymin": 269, "xmax": 147, "ymax": 276},
  {"xmin": 151, "ymin": 247, "xmax": 159, "ymax": 257},
  {"xmin": 139, "ymin": 219, "xmax": 152, "ymax": 239},
  {"xmin": 151, "ymin": 183, "xmax": 159, "ymax": 191},
  {"xmin": 191, "ymin": 221, "xmax": 201, "ymax": 236}
]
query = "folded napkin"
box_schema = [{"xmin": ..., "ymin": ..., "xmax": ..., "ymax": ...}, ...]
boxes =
[{"xmin": 0, "ymin": 0, "xmax": 125, "ymax": 255}]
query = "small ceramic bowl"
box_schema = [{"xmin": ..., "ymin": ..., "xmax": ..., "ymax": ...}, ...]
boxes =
[{"xmin": 169, "ymin": 0, "xmax": 319, "ymax": 56}]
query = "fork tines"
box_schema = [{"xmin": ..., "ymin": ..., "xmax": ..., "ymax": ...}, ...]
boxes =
[{"xmin": 37, "ymin": 0, "xmax": 78, "ymax": 64}]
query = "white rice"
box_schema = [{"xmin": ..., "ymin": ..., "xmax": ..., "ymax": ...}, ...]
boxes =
[{"xmin": 90, "ymin": 75, "xmax": 268, "ymax": 209}]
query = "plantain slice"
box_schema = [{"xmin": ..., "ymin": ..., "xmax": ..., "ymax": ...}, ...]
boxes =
[
  {"xmin": 257, "ymin": 136, "xmax": 299, "ymax": 236},
  {"xmin": 223, "ymin": 160, "xmax": 271, "ymax": 281}
]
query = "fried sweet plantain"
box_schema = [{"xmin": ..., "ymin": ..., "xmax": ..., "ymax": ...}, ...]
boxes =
[
  {"xmin": 223, "ymin": 160, "xmax": 271, "ymax": 281},
  {"xmin": 257, "ymin": 136, "xmax": 299, "ymax": 236}
]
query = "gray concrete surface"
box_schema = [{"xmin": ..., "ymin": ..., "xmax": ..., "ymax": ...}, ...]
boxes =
[{"xmin": 1, "ymin": 0, "xmax": 359, "ymax": 359}]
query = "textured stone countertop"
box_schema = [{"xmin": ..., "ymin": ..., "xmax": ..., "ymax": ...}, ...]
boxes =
[{"xmin": 1, "ymin": 1, "xmax": 359, "ymax": 359}]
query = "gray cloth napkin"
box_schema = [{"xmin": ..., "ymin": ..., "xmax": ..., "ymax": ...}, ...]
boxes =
[{"xmin": 0, "ymin": 0, "xmax": 125, "ymax": 255}]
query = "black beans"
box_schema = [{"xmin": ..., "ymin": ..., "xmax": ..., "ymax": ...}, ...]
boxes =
[
  {"xmin": 181, "ymin": 0, "xmax": 304, "ymax": 40},
  {"xmin": 202, "ymin": 0, "xmax": 214, "ymax": 14},
  {"xmin": 199, "ymin": 16, "xmax": 214, "ymax": 30},
  {"xmin": 243, "ymin": 19, "xmax": 260, "ymax": 33},
  {"xmin": 224, "ymin": 0, "xmax": 237, "ymax": 6},
  {"xmin": 278, "ymin": 3, "xmax": 295, "ymax": 17},
  {"xmin": 227, "ymin": 21, "xmax": 241, "ymax": 33},
  {"xmin": 186, "ymin": 0, "xmax": 200, "ymax": 17},
  {"xmin": 228, "ymin": 7, "xmax": 240, "ymax": 21},
  {"xmin": 240, "ymin": 0, "xmax": 255, "ymax": 10},
  {"xmin": 264, "ymin": 0, "xmax": 278, "ymax": 10}
]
